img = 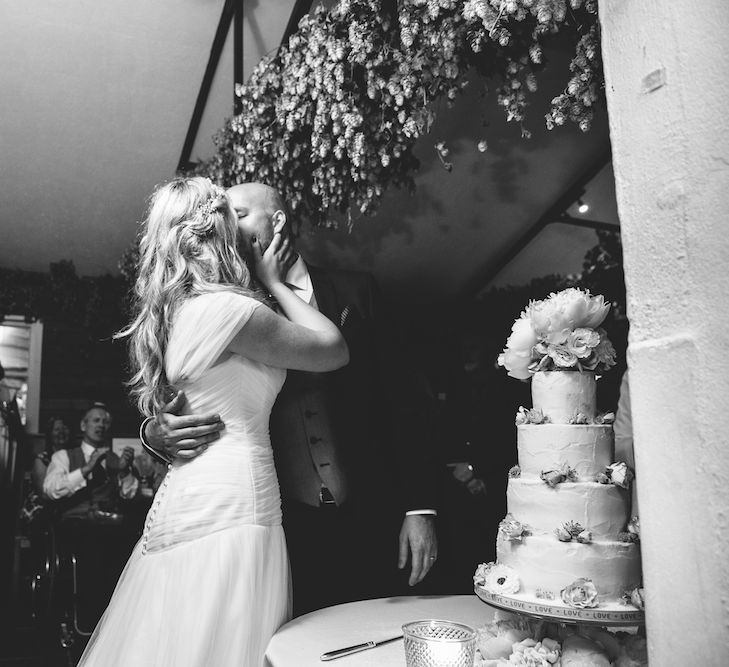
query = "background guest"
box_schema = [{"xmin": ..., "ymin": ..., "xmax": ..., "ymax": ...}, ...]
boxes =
[
  {"xmin": 43, "ymin": 403, "xmax": 140, "ymax": 629},
  {"xmin": 43, "ymin": 404, "xmax": 138, "ymax": 515},
  {"xmin": 32, "ymin": 416, "xmax": 71, "ymax": 495},
  {"xmin": 19, "ymin": 417, "xmax": 72, "ymax": 526},
  {"xmin": 429, "ymin": 326, "xmax": 503, "ymax": 593}
]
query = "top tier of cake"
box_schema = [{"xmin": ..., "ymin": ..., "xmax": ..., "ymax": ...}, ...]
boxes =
[{"xmin": 531, "ymin": 371, "xmax": 596, "ymax": 423}]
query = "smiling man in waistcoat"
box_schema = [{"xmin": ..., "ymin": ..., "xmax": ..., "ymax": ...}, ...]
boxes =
[
  {"xmin": 140, "ymin": 183, "xmax": 440, "ymax": 615},
  {"xmin": 44, "ymin": 403, "xmax": 140, "ymax": 628}
]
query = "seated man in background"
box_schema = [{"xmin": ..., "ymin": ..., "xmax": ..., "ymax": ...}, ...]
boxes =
[{"xmin": 43, "ymin": 403, "xmax": 140, "ymax": 629}]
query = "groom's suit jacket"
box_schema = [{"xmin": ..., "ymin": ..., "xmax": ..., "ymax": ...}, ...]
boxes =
[{"xmin": 269, "ymin": 264, "xmax": 439, "ymax": 519}]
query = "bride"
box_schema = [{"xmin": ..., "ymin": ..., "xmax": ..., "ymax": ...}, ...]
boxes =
[{"xmin": 78, "ymin": 177, "xmax": 348, "ymax": 666}]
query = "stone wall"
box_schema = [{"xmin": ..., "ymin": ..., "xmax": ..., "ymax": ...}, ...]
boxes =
[{"xmin": 600, "ymin": 0, "xmax": 729, "ymax": 662}]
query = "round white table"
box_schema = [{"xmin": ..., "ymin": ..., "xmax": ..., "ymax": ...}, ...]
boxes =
[{"xmin": 265, "ymin": 595, "xmax": 494, "ymax": 667}]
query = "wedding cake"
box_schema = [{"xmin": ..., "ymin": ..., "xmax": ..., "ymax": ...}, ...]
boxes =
[{"xmin": 474, "ymin": 288, "xmax": 644, "ymax": 625}]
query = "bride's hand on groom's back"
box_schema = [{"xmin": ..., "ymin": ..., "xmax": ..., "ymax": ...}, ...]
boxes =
[{"xmin": 146, "ymin": 390, "xmax": 225, "ymax": 461}]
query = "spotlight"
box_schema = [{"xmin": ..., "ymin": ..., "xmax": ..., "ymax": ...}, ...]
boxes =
[{"xmin": 577, "ymin": 198, "xmax": 589, "ymax": 214}]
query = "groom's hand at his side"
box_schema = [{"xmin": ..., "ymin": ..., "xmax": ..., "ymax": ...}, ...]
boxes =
[
  {"xmin": 145, "ymin": 390, "xmax": 225, "ymax": 461},
  {"xmin": 398, "ymin": 514, "xmax": 438, "ymax": 587}
]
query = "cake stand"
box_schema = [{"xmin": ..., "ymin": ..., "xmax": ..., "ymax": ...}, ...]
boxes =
[{"xmin": 474, "ymin": 585, "xmax": 644, "ymax": 627}]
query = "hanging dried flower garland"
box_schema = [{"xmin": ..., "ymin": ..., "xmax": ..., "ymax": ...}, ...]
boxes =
[{"xmin": 198, "ymin": 0, "xmax": 602, "ymax": 228}]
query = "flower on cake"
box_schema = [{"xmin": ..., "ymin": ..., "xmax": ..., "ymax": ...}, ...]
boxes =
[
  {"xmin": 540, "ymin": 464, "xmax": 578, "ymax": 488},
  {"xmin": 587, "ymin": 334, "xmax": 617, "ymax": 371},
  {"xmin": 515, "ymin": 407, "xmax": 549, "ymax": 425},
  {"xmin": 498, "ymin": 316, "xmax": 539, "ymax": 379},
  {"xmin": 594, "ymin": 412, "xmax": 615, "ymax": 425},
  {"xmin": 474, "ymin": 562, "xmax": 492, "ymax": 586},
  {"xmin": 497, "ymin": 288, "xmax": 616, "ymax": 378},
  {"xmin": 499, "ymin": 514, "xmax": 530, "ymax": 542},
  {"xmin": 622, "ymin": 586, "xmax": 645, "ymax": 610},
  {"xmin": 542, "ymin": 342, "xmax": 579, "ymax": 369},
  {"xmin": 607, "ymin": 462, "xmax": 633, "ymax": 488},
  {"xmin": 596, "ymin": 461, "xmax": 634, "ymax": 488},
  {"xmin": 569, "ymin": 411, "xmax": 615, "ymax": 426},
  {"xmin": 555, "ymin": 526, "xmax": 573, "ymax": 542},
  {"xmin": 508, "ymin": 465, "xmax": 521, "ymax": 478},
  {"xmin": 561, "ymin": 578, "xmax": 599, "ymax": 608},
  {"xmin": 627, "ymin": 516, "xmax": 640, "ymax": 538},
  {"xmin": 555, "ymin": 521, "xmax": 589, "ymax": 543},
  {"xmin": 617, "ymin": 531, "xmax": 639, "ymax": 544},
  {"xmin": 570, "ymin": 412, "xmax": 590, "ymax": 424},
  {"xmin": 531, "ymin": 288, "xmax": 610, "ymax": 338},
  {"xmin": 566, "ymin": 327, "xmax": 600, "ymax": 357},
  {"xmin": 575, "ymin": 529, "xmax": 593, "ymax": 544},
  {"xmin": 475, "ymin": 562, "xmax": 521, "ymax": 595}
]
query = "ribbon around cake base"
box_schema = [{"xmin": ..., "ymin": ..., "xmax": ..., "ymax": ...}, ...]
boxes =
[{"xmin": 475, "ymin": 585, "xmax": 644, "ymax": 626}]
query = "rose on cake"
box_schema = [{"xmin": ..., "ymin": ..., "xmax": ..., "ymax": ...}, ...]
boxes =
[
  {"xmin": 607, "ymin": 462, "xmax": 633, "ymax": 488},
  {"xmin": 497, "ymin": 288, "xmax": 616, "ymax": 379},
  {"xmin": 575, "ymin": 529, "xmax": 593, "ymax": 544},
  {"xmin": 555, "ymin": 521, "xmax": 589, "ymax": 543},
  {"xmin": 596, "ymin": 461, "xmax": 634, "ymax": 489},
  {"xmin": 627, "ymin": 587, "xmax": 645, "ymax": 610},
  {"xmin": 540, "ymin": 464, "xmax": 578, "ymax": 488},
  {"xmin": 561, "ymin": 578, "xmax": 599, "ymax": 608},
  {"xmin": 515, "ymin": 406, "xmax": 549, "ymax": 425},
  {"xmin": 499, "ymin": 514, "xmax": 530, "ymax": 542}
]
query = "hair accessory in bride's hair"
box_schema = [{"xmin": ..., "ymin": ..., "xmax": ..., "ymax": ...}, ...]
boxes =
[{"xmin": 195, "ymin": 183, "xmax": 227, "ymax": 221}]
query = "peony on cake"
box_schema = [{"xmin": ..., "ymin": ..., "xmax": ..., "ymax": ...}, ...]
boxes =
[{"xmin": 474, "ymin": 288, "xmax": 644, "ymax": 624}]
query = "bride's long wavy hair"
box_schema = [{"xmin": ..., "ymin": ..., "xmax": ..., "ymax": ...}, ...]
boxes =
[{"xmin": 119, "ymin": 176, "xmax": 258, "ymax": 416}]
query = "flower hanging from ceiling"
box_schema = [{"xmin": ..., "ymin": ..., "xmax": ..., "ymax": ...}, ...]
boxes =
[{"xmin": 197, "ymin": 0, "xmax": 603, "ymax": 229}]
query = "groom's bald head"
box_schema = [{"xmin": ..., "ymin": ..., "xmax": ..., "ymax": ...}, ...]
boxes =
[{"xmin": 227, "ymin": 183, "xmax": 292, "ymax": 256}]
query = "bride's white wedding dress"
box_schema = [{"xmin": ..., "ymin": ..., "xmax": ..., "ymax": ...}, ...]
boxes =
[{"xmin": 79, "ymin": 292, "xmax": 291, "ymax": 666}]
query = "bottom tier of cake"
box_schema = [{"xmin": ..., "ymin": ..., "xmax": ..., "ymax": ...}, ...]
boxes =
[{"xmin": 497, "ymin": 533, "xmax": 641, "ymax": 601}]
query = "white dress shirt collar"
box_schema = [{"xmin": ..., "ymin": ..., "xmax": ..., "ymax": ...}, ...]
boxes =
[
  {"xmin": 80, "ymin": 440, "xmax": 97, "ymax": 460},
  {"xmin": 285, "ymin": 255, "xmax": 309, "ymax": 290},
  {"xmin": 285, "ymin": 255, "xmax": 314, "ymax": 305}
]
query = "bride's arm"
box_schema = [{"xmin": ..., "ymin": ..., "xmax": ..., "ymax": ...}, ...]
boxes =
[{"xmin": 227, "ymin": 232, "xmax": 349, "ymax": 372}]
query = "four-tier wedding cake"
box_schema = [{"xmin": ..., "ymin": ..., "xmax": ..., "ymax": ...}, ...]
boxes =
[{"xmin": 474, "ymin": 288, "xmax": 644, "ymax": 625}]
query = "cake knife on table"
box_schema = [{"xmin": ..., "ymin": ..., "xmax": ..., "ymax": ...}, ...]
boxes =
[{"xmin": 319, "ymin": 634, "xmax": 403, "ymax": 661}]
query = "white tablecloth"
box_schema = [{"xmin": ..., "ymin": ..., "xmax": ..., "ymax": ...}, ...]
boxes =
[{"xmin": 265, "ymin": 595, "xmax": 494, "ymax": 667}]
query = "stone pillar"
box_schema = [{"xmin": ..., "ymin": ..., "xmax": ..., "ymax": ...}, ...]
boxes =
[{"xmin": 599, "ymin": 1, "xmax": 729, "ymax": 663}]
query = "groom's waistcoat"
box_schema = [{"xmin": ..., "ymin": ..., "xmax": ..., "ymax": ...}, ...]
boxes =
[{"xmin": 270, "ymin": 369, "xmax": 349, "ymax": 507}]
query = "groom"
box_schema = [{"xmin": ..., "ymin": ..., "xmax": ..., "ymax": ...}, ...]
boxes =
[{"xmin": 142, "ymin": 183, "xmax": 439, "ymax": 615}]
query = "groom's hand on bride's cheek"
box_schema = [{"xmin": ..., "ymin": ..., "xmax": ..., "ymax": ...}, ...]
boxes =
[{"xmin": 147, "ymin": 390, "xmax": 225, "ymax": 460}]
